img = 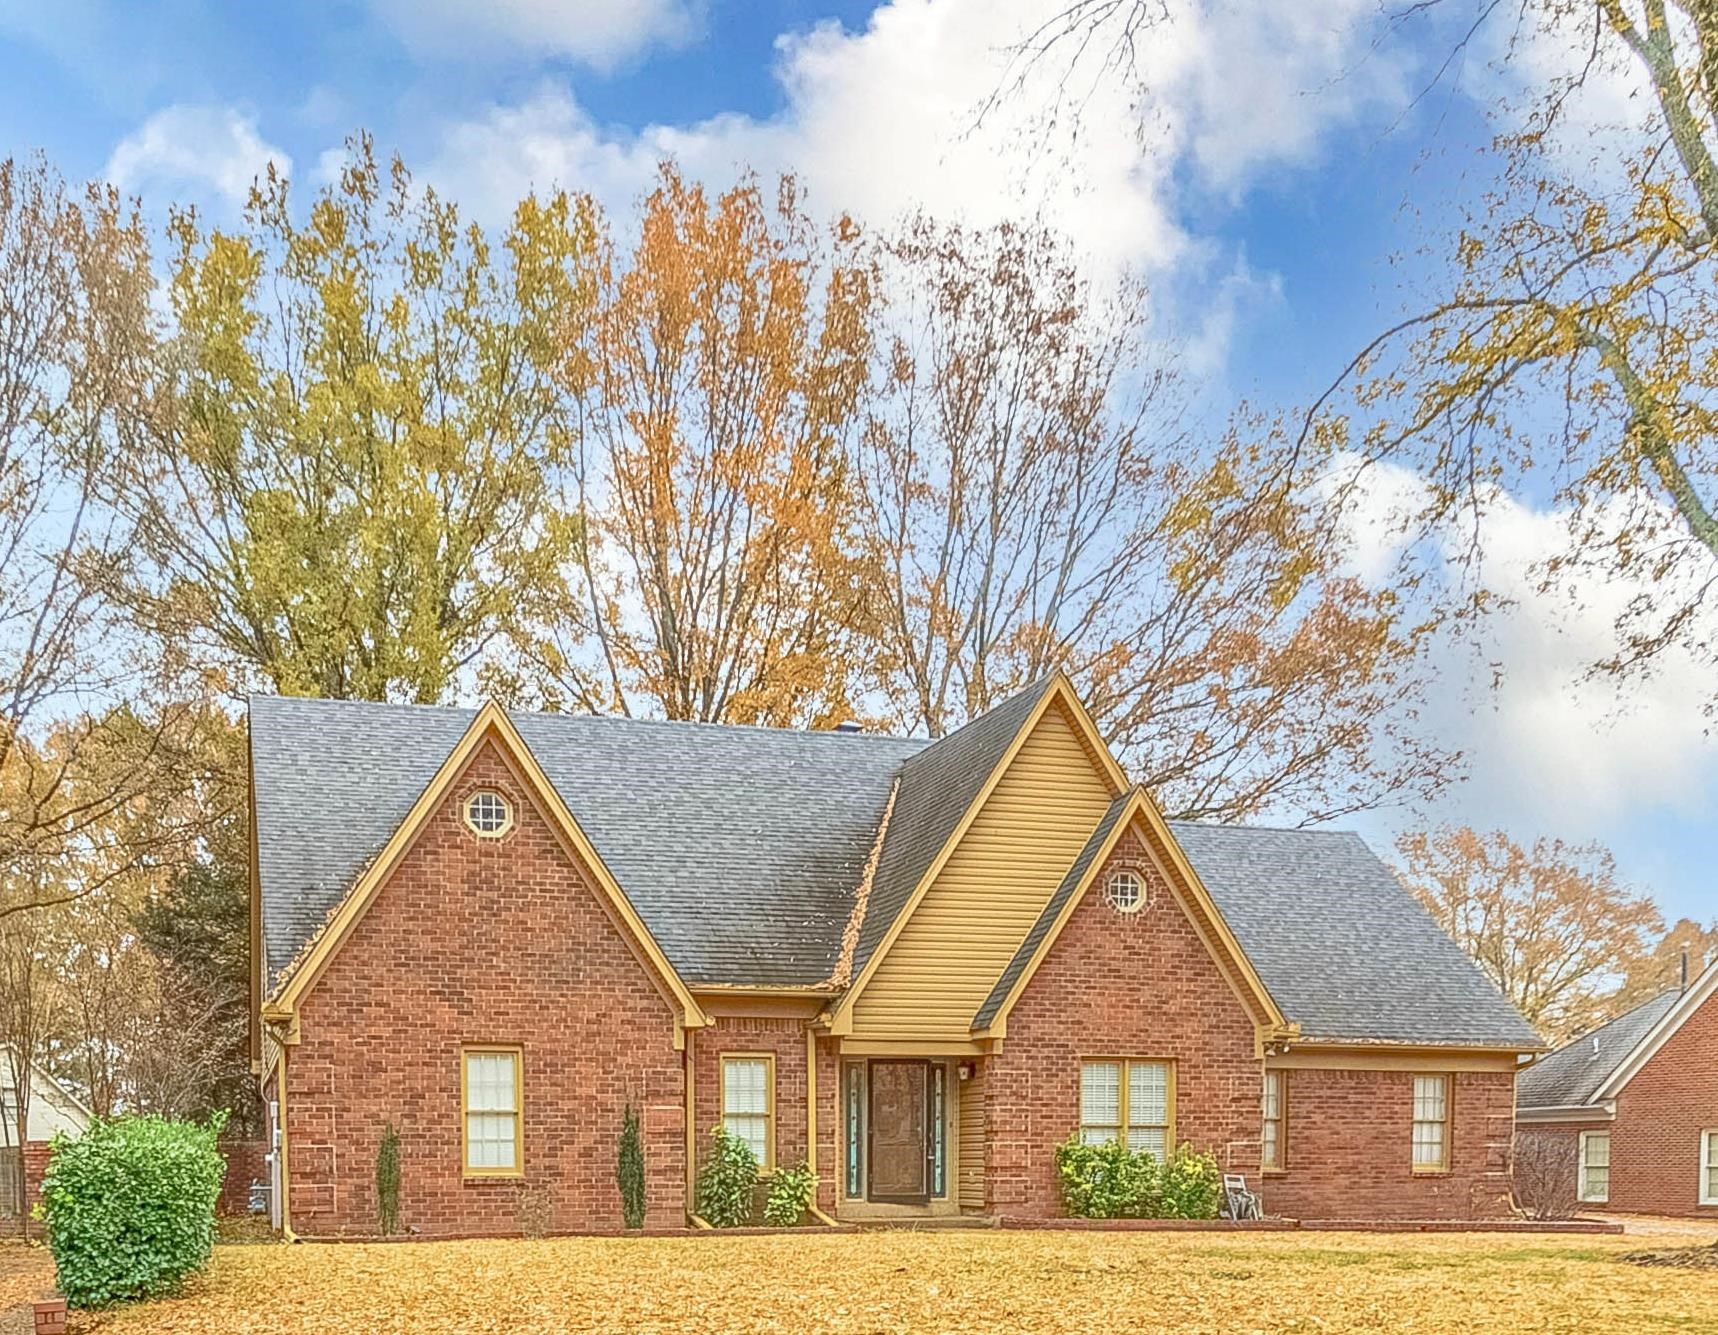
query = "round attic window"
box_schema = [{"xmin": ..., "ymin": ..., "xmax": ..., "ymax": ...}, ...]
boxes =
[
  {"xmin": 464, "ymin": 790, "xmax": 513, "ymax": 838},
  {"xmin": 1104, "ymin": 869, "xmax": 1144, "ymax": 914}
]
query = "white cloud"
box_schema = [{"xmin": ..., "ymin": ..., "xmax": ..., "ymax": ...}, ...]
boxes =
[
  {"xmin": 417, "ymin": 0, "xmax": 1407, "ymax": 356},
  {"xmin": 372, "ymin": 0, "xmax": 698, "ymax": 72},
  {"xmin": 105, "ymin": 105, "xmax": 290, "ymax": 211},
  {"xmin": 1330, "ymin": 457, "xmax": 1718, "ymax": 833}
]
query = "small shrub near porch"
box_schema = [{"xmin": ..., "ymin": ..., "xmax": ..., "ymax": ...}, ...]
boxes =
[
  {"xmin": 40, "ymin": 1112, "xmax": 227, "ymax": 1308},
  {"xmin": 1054, "ymin": 1136, "xmax": 1221, "ymax": 1219}
]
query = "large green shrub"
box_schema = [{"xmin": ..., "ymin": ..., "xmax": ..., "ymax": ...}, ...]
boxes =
[
  {"xmin": 762, "ymin": 1160, "xmax": 816, "ymax": 1226},
  {"xmin": 1054, "ymin": 1136, "xmax": 1222, "ymax": 1220},
  {"xmin": 695, "ymin": 1125, "xmax": 758, "ymax": 1228},
  {"xmin": 617, "ymin": 1103, "xmax": 646, "ymax": 1229},
  {"xmin": 1158, "ymin": 1145, "xmax": 1221, "ymax": 1219},
  {"xmin": 41, "ymin": 1112, "xmax": 227, "ymax": 1308},
  {"xmin": 376, "ymin": 1121, "xmax": 401, "ymax": 1236}
]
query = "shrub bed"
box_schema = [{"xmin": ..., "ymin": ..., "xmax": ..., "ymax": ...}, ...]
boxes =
[
  {"xmin": 1054, "ymin": 1136, "xmax": 1221, "ymax": 1220},
  {"xmin": 41, "ymin": 1112, "xmax": 227, "ymax": 1308}
]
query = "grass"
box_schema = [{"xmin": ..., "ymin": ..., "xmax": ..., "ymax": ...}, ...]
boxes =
[{"xmin": 41, "ymin": 1228, "xmax": 1718, "ymax": 1334}]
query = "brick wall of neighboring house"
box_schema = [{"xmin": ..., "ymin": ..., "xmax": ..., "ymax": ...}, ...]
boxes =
[
  {"xmin": 285, "ymin": 740, "xmax": 687, "ymax": 1238},
  {"xmin": 1512, "ymin": 1119, "xmax": 1610, "ymax": 1216},
  {"xmin": 1261, "ymin": 1068, "xmax": 1517, "ymax": 1220},
  {"xmin": 983, "ymin": 831, "xmax": 1264, "ymax": 1217},
  {"xmin": 218, "ymin": 1137, "xmax": 272, "ymax": 1215},
  {"xmin": 1606, "ymin": 987, "xmax": 1718, "ymax": 1217},
  {"xmin": 19, "ymin": 1140, "xmax": 50, "ymax": 1219}
]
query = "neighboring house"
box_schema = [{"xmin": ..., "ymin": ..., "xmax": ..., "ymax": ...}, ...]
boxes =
[
  {"xmin": 1517, "ymin": 962, "xmax": 1718, "ymax": 1217},
  {"xmin": 0, "ymin": 1059, "xmax": 92, "ymax": 1219},
  {"xmin": 249, "ymin": 676, "xmax": 1541, "ymax": 1237}
]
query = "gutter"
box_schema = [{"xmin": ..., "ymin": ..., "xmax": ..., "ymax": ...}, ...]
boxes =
[{"xmin": 1515, "ymin": 1101, "xmax": 1615, "ymax": 1123}]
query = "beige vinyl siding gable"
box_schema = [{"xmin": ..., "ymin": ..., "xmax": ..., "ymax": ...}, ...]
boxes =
[{"xmin": 849, "ymin": 701, "xmax": 1117, "ymax": 1042}]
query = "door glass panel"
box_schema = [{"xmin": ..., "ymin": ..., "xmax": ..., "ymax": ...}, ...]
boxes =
[{"xmin": 868, "ymin": 1061, "xmax": 928, "ymax": 1200}]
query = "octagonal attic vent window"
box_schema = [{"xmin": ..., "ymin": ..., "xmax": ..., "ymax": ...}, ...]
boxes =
[
  {"xmin": 1104, "ymin": 869, "xmax": 1144, "ymax": 914},
  {"xmin": 464, "ymin": 790, "xmax": 513, "ymax": 838}
]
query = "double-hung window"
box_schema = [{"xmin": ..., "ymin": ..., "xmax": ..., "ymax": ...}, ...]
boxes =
[
  {"xmin": 722, "ymin": 1055, "xmax": 775, "ymax": 1170},
  {"xmin": 1577, "ymin": 1130, "xmax": 1610, "ymax": 1204},
  {"xmin": 1261, "ymin": 1069, "xmax": 1286, "ymax": 1171},
  {"xmin": 1080, "ymin": 1059, "xmax": 1173, "ymax": 1160},
  {"xmin": 1411, "ymin": 1075, "xmax": 1450, "ymax": 1172},
  {"xmin": 462, "ymin": 1046, "xmax": 522, "ymax": 1176},
  {"xmin": 1701, "ymin": 1130, "xmax": 1718, "ymax": 1207}
]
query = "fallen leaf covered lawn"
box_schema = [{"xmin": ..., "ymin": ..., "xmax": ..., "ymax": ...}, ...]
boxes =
[{"xmin": 64, "ymin": 1229, "xmax": 1718, "ymax": 1334}]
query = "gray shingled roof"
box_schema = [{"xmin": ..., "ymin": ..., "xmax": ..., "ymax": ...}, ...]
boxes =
[
  {"xmin": 1516, "ymin": 991, "xmax": 1680, "ymax": 1109},
  {"xmin": 1168, "ymin": 822, "xmax": 1544, "ymax": 1048},
  {"xmin": 973, "ymin": 791, "xmax": 1133, "ymax": 1030},
  {"xmin": 252, "ymin": 690, "xmax": 1542, "ymax": 1050},
  {"xmin": 251, "ymin": 695, "xmax": 925, "ymax": 990},
  {"xmin": 844, "ymin": 678, "xmax": 1057, "ymax": 988}
]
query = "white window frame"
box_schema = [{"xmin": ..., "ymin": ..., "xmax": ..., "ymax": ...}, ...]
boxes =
[
  {"xmin": 463, "ymin": 790, "xmax": 514, "ymax": 838},
  {"xmin": 721, "ymin": 1054, "xmax": 775, "ymax": 1171},
  {"xmin": 1410, "ymin": 1074, "xmax": 1451, "ymax": 1173},
  {"xmin": 462, "ymin": 1045, "xmax": 523, "ymax": 1178},
  {"xmin": 1701, "ymin": 1129, "xmax": 1718, "ymax": 1207},
  {"xmin": 1577, "ymin": 1130, "xmax": 1610, "ymax": 1204},
  {"xmin": 1103, "ymin": 870, "xmax": 1144, "ymax": 914}
]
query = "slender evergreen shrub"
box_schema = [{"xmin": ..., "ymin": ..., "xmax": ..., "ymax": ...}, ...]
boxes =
[
  {"xmin": 695, "ymin": 1125, "xmax": 758, "ymax": 1228},
  {"xmin": 41, "ymin": 1112, "xmax": 227, "ymax": 1308},
  {"xmin": 617, "ymin": 1103, "xmax": 646, "ymax": 1229},
  {"xmin": 762, "ymin": 1160, "xmax": 816, "ymax": 1226},
  {"xmin": 376, "ymin": 1121, "xmax": 401, "ymax": 1235}
]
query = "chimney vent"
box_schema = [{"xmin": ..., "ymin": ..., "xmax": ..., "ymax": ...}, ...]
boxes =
[
  {"xmin": 1682, "ymin": 946, "xmax": 1691, "ymax": 993},
  {"xmin": 834, "ymin": 720, "xmax": 864, "ymax": 734}
]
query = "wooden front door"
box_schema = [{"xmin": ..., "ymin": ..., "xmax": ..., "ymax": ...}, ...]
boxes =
[{"xmin": 867, "ymin": 1059, "xmax": 930, "ymax": 1203}]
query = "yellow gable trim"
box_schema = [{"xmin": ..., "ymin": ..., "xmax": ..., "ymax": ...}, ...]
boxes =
[
  {"xmin": 265, "ymin": 700, "xmax": 709, "ymax": 1033},
  {"xmin": 973, "ymin": 790, "xmax": 1290, "ymax": 1041},
  {"xmin": 824, "ymin": 674, "xmax": 1122, "ymax": 1033}
]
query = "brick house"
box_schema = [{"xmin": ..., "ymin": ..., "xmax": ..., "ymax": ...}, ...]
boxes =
[
  {"xmin": 1516, "ymin": 962, "xmax": 1718, "ymax": 1218},
  {"xmin": 249, "ymin": 676, "xmax": 1541, "ymax": 1237}
]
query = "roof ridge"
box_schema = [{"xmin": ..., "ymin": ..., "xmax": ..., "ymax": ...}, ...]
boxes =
[{"xmin": 1168, "ymin": 817, "xmax": 1363, "ymax": 838}]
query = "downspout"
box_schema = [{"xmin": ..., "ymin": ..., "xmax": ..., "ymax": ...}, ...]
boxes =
[
  {"xmin": 278, "ymin": 1045, "xmax": 297, "ymax": 1242},
  {"xmin": 683, "ymin": 1025, "xmax": 697, "ymax": 1225}
]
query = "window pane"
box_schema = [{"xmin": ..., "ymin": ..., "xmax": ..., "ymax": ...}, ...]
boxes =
[
  {"xmin": 467, "ymin": 1113, "xmax": 517, "ymax": 1169},
  {"xmin": 1262, "ymin": 1120, "xmax": 1280, "ymax": 1169},
  {"xmin": 1584, "ymin": 1133, "xmax": 1609, "ymax": 1169},
  {"xmin": 1412, "ymin": 1076, "xmax": 1446, "ymax": 1123},
  {"xmin": 1127, "ymin": 1127, "xmax": 1167, "ymax": 1160},
  {"xmin": 1129, "ymin": 1062, "xmax": 1168, "ymax": 1129},
  {"xmin": 1262, "ymin": 1071, "xmax": 1281, "ymax": 1121},
  {"xmin": 931, "ymin": 1066, "xmax": 946, "ymax": 1197},
  {"xmin": 1412, "ymin": 1121, "xmax": 1445, "ymax": 1168},
  {"xmin": 724, "ymin": 1059, "xmax": 769, "ymax": 1116},
  {"xmin": 467, "ymin": 1052, "xmax": 517, "ymax": 1113},
  {"xmin": 725, "ymin": 1113, "xmax": 768, "ymax": 1164},
  {"xmin": 844, "ymin": 1064, "xmax": 864, "ymax": 1197},
  {"xmin": 1081, "ymin": 1062, "xmax": 1120, "ymax": 1127}
]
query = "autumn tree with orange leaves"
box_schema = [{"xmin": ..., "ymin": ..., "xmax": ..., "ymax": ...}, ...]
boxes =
[
  {"xmin": 1396, "ymin": 825, "xmax": 1665, "ymax": 1041},
  {"xmin": 541, "ymin": 168, "xmax": 874, "ymax": 727}
]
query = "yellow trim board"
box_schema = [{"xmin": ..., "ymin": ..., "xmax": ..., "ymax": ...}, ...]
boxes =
[
  {"xmin": 827, "ymin": 675, "xmax": 1124, "ymax": 1033},
  {"xmin": 973, "ymin": 790, "xmax": 1287, "ymax": 1041},
  {"xmin": 265, "ymin": 700, "xmax": 708, "ymax": 1033}
]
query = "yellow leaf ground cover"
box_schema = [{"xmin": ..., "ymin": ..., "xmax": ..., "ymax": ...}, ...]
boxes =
[{"xmin": 38, "ymin": 1229, "xmax": 1718, "ymax": 1335}]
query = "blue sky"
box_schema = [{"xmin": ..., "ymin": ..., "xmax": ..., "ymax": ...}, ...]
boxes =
[{"xmin": 2, "ymin": 0, "xmax": 1713, "ymax": 924}]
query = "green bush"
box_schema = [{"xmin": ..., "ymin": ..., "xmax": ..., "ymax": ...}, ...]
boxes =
[
  {"xmin": 617, "ymin": 1103, "xmax": 646, "ymax": 1229},
  {"xmin": 695, "ymin": 1125, "xmax": 758, "ymax": 1228},
  {"xmin": 376, "ymin": 1121, "xmax": 401, "ymax": 1235},
  {"xmin": 41, "ymin": 1111, "xmax": 227, "ymax": 1308},
  {"xmin": 1054, "ymin": 1135, "xmax": 1159, "ymax": 1218},
  {"xmin": 762, "ymin": 1160, "xmax": 816, "ymax": 1226},
  {"xmin": 1054, "ymin": 1136, "xmax": 1221, "ymax": 1220},
  {"xmin": 1158, "ymin": 1144, "xmax": 1221, "ymax": 1220}
]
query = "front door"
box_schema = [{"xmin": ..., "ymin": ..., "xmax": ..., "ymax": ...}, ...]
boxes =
[{"xmin": 867, "ymin": 1059, "xmax": 930, "ymax": 1203}]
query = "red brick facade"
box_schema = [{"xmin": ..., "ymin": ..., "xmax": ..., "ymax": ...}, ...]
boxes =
[
  {"xmin": 982, "ymin": 834, "xmax": 1263, "ymax": 1216},
  {"xmin": 1259, "ymin": 1068, "xmax": 1516, "ymax": 1220},
  {"xmin": 1519, "ymin": 985, "xmax": 1718, "ymax": 1218},
  {"xmin": 282, "ymin": 742, "xmax": 687, "ymax": 1237},
  {"xmin": 269, "ymin": 745, "xmax": 1530, "ymax": 1234}
]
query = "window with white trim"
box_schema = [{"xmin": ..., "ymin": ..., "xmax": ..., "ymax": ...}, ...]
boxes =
[
  {"xmin": 1261, "ymin": 1069, "xmax": 1286, "ymax": 1171},
  {"xmin": 1411, "ymin": 1075, "xmax": 1450, "ymax": 1172},
  {"xmin": 463, "ymin": 790, "xmax": 513, "ymax": 837},
  {"xmin": 463, "ymin": 1047, "xmax": 522, "ymax": 1175},
  {"xmin": 1080, "ymin": 1059, "xmax": 1172, "ymax": 1159},
  {"xmin": 1577, "ymin": 1130, "xmax": 1610, "ymax": 1204},
  {"xmin": 1702, "ymin": 1130, "xmax": 1718, "ymax": 1206},
  {"xmin": 1104, "ymin": 870, "xmax": 1143, "ymax": 913},
  {"xmin": 722, "ymin": 1055, "xmax": 774, "ymax": 1169}
]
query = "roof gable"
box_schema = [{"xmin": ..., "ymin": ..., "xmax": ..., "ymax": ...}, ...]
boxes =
[
  {"xmin": 1594, "ymin": 961, "xmax": 1718, "ymax": 1100},
  {"xmin": 260, "ymin": 702, "xmax": 708, "ymax": 1033},
  {"xmin": 1516, "ymin": 990, "xmax": 1679, "ymax": 1111}
]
